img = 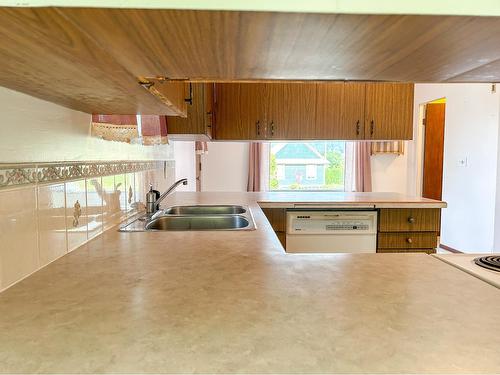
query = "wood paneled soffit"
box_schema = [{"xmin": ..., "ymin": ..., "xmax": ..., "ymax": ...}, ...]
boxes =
[{"xmin": 1, "ymin": 8, "xmax": 500, "ymax": 115}]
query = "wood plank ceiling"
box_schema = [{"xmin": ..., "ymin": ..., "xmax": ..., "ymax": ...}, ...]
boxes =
[{"xmin": 1, "ymin": 7, "xmax": 500, "ymax": 114}]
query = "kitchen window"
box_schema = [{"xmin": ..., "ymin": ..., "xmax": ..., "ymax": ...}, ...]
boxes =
[{"xmin": 269, "ymin": 141, "xmax": 346, "ymax": 191}]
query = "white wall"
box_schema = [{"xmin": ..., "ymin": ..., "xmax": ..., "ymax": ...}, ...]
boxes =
[
  {"xmin": 195, "ymin": 142, "xmax": 408, "ymax": 194},
  {"xmin": 201, "ymin": 142, "xmax": 249, "ymax": 191},
  {"xmin": 371, "ymin": 153, "xmax": 410, "ymax": 193},
  {"xmin": 0, "ymin": 87, "xmax": 174, "ymax": 162},
  {"xmin": 411, "ymin": 84, "xmax": 500, "ymax": 253},
  {"xmin": 197, "ymin": 140, "xmax": 411, "ymax": 194},
  {"xmin": 172, "ymin": 141, "xmax": 197, "ymax": 191}
]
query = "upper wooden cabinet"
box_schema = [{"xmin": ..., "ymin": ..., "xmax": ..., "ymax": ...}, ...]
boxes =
[
  {"xmin": 214, "ymin": 82, "xmax": 316, "ymax": 140},
  {"xmin": 365, "ymin": 83, "xmax": 414, "ymax": 140},
  {"xmin": 313, "ymin": 82, "xmax": 367, "ymax": 140},
  {"xmin": 167, "ymin": 83, "xmax": 214, "ymax": 140},
  {"xmin": 267, "ymin": 83, "xmax": 317, "ymax": 140},
  {"xmin": 213, "ymin": 81, "xmax": 414, "ymax": 141},
  {"xmin": 214, "ymin": 83, "xmax": 266, "ymax": 140}
]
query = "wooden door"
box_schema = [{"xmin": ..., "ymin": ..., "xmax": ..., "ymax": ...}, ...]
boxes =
[
  {"xmin": 365, "ymin": 83, "xmax": 414, "ymax": 140},
  {"xmin": 422, "ymin": 102, "xmax": 446, "ymax": 200},
  {"xmin": 340, "ymin": 82, "xmax": 366, "ymax": 139},
  {"xmin": 313, "ymin": 82, "xmax": 344, "ymax": 139},
  {"xmin": 266, "ymin": 82, "xmax": 316, "ymax": 140}
]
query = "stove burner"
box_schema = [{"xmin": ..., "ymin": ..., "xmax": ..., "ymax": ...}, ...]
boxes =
[{"xmin": 474, "ymin": 256, "xmax": 500, "ymax": 272}]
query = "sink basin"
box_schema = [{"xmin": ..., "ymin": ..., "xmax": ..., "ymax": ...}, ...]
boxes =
[
  {"xmin": 119, "ymin": 205, "xmax": 255, "ymax": 232},
  {"xmin": 162, "ymin": 205, "xmax": 246, "ymax": 215},
  {"xmin": 145, "ymin": 215, "xmax": 251, "ymax": 231}
]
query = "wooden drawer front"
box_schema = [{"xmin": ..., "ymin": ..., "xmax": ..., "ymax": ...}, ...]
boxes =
[
  {"xmin": 377, "ymin": 248, "xmax": 436, "ymax": 254},
  {"xmin": 276, "ymin": 231, "xmax": 286, "ymax": 248},
  {"xmin": 378, "ymin": 208, "xmax": 440, "ymax": 232},
  {"xmin": 261, "ymin": 208, "xmax": 286, "ymax": 232},
  {"xmin": 378, "ymin": 232, "xmax": 437, "ymax": 249}
]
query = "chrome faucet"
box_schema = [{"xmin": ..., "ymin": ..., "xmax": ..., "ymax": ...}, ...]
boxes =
[{"xmin": 147, "ymin": 178, "xmax": 188, "ymax": 214}]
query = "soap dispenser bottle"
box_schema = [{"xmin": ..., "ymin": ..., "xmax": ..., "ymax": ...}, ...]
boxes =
[{"xmin": 146, "ymin": 184, "xmax": 161, "ymax": 214}]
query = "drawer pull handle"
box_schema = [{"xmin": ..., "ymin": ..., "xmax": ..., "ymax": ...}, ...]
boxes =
[
  {"xmin": 408, "ymin": 217, "xmax": 415, "ymax": 224},
  {"xmin": 406, "ymin": 238, "xmax": 413, "ymax": 244}
]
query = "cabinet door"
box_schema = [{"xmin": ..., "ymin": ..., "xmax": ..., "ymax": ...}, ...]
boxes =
[
  {"xmin": 341, "ymin": 82, "xmax": 366, "ymax": 139},
  {"xmin": 365, "ymin": 83, "xmax": 414, "ymax": 140},
  {"xmin": 167, "ymin": 83, "xmax": 207, "ymax": 138},
  {"xmin": 391, "ymin": 83, "xmax": 414, "ymax": 140},
  {"xmin": 214, "ymin": 83, "xmax": 265, "ymax": 140},
  {"xmin": 242, "ymin": 83, "xmax": 268, "ymax": 139},
  {"xmin": 266, "ymin": 82, "xmax": 316, "ymax": 140},
  {"xmin": 313, "ymin": 82, "xmax": 343, "ymax": 139}
]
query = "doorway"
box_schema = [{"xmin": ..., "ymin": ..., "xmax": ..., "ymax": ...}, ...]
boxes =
[{"xmin": 422, "ymin": 99, "xmax": 446, "ymax": 200}]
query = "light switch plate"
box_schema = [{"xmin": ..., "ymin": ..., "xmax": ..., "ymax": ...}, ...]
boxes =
[{"xmin": 457, "ymin": 157, "xmax": 468, "ymax": 167}]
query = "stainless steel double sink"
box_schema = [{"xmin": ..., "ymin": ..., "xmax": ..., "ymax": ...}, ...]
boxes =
[{"xmin": 119, "ymin": 205, "xmax": 256, "ymax": 232}]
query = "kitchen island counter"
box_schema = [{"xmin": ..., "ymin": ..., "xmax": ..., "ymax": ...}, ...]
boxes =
[
  {"xmin": 0, "ymin": 192, "xmax": 497, "ymax": 374},
  {"xmin": 254, "ymin": 190, "xmax": 446, "ymax": 208}
]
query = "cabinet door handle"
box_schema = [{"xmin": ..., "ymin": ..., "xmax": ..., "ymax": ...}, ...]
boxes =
[
  {"xmin": 256, "ymin": 120, "xmax": 260, "ymax": 136},
  {"xmin": 270, "ymin": 121, "xmax": 275, "ymax": 136},
  {"xmin": 370, "ymin": 120, "xmax": 374, "ymax": 136},
  {"xmin": 356, "ymin": 120, "xmax": 360, "ymax": 136},
  {"xmin": 406, "ymin": 237, "xmax": 413, "ymax": 244},
  {"xmin": 408, "ymin": 217, "xmax": 415, "ymax": 224}
]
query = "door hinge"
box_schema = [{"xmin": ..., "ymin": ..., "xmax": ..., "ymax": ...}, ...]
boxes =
[{"xmin": 422, "ymin": 117, "xmax": 426, "ymax": 126}]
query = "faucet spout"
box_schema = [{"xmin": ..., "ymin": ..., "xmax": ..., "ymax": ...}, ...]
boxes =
[{"xmin": 153, "ymin": 178, "xmax": 188, "ymax": 210}]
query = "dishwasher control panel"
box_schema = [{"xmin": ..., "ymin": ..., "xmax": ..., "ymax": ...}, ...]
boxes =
[{"xmin": 287, "ymin": 211, "xmax": 377, "ymax": 235}]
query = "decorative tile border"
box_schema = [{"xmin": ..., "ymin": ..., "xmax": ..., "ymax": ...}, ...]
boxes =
[{"xmin": 0, "ymin": 160, "xmax": 169, "ymax": 190}]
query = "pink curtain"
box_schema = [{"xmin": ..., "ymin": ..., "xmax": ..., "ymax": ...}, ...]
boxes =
[
  {"xmin": 195, "ymin": 141, "xmax": 208, "ymax": 154},
  {"xmin": 247, "ymin": 142, "xmax": 262, "ymax": 192},
  {"xmin": 354, "ymin": 142, "xmax": 372, "ymax": 192}
]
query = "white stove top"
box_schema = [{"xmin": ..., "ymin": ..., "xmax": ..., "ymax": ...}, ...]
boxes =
[{"xmin": 433, "ymin": 253, "xmax": 500, "ymax": 289}]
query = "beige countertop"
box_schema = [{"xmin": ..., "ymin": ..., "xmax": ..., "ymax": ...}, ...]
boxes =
[
  {"xmin": 251, "ymin": 190, "xmax": 447, "ymax": 208},
  {"xmin": 0, "ymin": 192, "xmax": 497, "ymax": 374}
]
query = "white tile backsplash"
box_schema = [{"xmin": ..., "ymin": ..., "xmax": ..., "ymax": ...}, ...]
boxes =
[
  {"xmin": 37, "ymin": 183, "xmax": 67, "ymax": 266},
  {"xmin": 0, "ymin": 165, "xmax": 169, "ymax": 292},
  {"xmin": 0, "ymin": 187, "xmax": 39, "ymax": 290}
]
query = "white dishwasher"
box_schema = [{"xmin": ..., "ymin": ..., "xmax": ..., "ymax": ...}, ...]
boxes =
[{"xmin": 286, "ymin": 211, "xmax": 378, "ymax": 253}]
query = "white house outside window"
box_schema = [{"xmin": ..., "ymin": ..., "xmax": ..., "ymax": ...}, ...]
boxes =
[{"xmin": 269, "ymin": 141, "xmax": 346, "ymax": 191}]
